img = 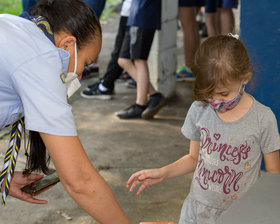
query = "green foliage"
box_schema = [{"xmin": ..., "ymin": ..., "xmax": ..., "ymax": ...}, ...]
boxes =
[
  {"xmin": 0, "ymin": 0, "xmax": 22, "ymax": 15},
  {"xmin": 101, "ymin": 0, "xmax": 121, "ymax": 20},
  {"xmin": 0, "ymin": 0, "xmax": 121, "ymax": 18}
]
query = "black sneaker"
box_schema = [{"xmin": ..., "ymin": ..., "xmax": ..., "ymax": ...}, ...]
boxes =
[
  {"xmin": 84, "ymin": 81, "xmax": 99, "ymax": 91},
  {"xmin": 82, "ymin": 64, "xmax": 99, "ymax": 79},
  {"xmin": 80, "ymin": 83, "xmax": 113, "ymax": 100},
  {"xmin": 116, "ymin": 104, "xmax": 146, "ymax": 119},
  {"xmin": 142, "ymin": 92, "xmax": 167, "ymax": 119}
]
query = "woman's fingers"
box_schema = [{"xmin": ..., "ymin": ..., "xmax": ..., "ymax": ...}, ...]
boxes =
[
  {"xmin": 22, "ymin": 193, "xmax": 48, "ymax": 204},
  {"xmin": 26, "ymin": 173, "xmax": 44, "ymax": 182}
]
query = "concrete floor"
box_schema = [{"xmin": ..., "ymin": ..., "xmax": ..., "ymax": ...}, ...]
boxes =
[{"xmin": 0, "ymin": 16, "xmax": 195, "ymax": 224}]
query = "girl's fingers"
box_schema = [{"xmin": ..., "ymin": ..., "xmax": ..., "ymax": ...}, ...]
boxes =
[
  {"xmin": 129, "ymin": 179, "xmax": 141, "ymax": 192},
  {"xmin": 127, "ymin": 172, "xmax": 144, "ymax": 187},
  {"xmin": 136, "ymin": 183, "xmax": 146, "ymax": 195}
]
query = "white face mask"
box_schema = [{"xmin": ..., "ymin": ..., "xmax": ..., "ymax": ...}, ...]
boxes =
[{"xmin": 64, "ymin": 43, "xmax": 81, "ymax": 98}]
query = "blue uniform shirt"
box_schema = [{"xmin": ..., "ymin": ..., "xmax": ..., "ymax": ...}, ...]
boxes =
[
  {"xmin": 127, "ymin": 0, "xmax": 162, "ymax": 30},
  {"xmin": 0, "ymin": 14, "xmax": 77, "ymax": 136}
]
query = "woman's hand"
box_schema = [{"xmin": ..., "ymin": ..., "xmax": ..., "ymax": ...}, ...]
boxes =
[
  {"xmin": 7, "ymin": 171, "xmax": 50, "ymax": 204},
  {"xmin": 126, "ymin": 168, "xmax": 165, "ymax": 195}
]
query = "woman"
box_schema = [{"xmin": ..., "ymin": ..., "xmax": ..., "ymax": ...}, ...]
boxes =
[{"xmin": 0, "ymin": 0, "xmax": 131, "ymax": 223}]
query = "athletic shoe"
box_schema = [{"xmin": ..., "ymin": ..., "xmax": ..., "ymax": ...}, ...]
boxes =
[
  {"xmin": 85, "ymin": 81, "xmax": 99, "ymax": 91},
  {"xmin": 80, "ymin": 83, "xmax": 113, "ymax": 100},
  {"xmin": 142, "ymin": 92, "xmax": 167, "ymax": 119},
  {"xmin": 116, "ymin": 104, "xmax": 146, "ymax": 119},
  {"xmin": 176, "ymin": 65, "xmax": 195, "ymax": 82},
  {"xmin": 117, "ymin": 71, "xmax": 131, "ymax": 82},
  {"xmin": 125, "ymin": 79, "xmax": 137, "ymax": 88},
  {"xmin": 82, "ymin": 64, "xmax": 99, "ymax": 79}
]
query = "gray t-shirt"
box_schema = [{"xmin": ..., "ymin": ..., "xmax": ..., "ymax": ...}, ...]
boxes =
[{"xmin": 181, "ymin": 97, "xmax": 280, "ymax": 211}]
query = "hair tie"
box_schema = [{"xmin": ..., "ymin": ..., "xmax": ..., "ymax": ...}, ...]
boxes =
[
  {"xmin": 228, "ymin": 33, "xmax": 239, "ymax": 40},
  {"xmin": 48, "ymin": 0, "xmax": 55, "ymax": 5}
]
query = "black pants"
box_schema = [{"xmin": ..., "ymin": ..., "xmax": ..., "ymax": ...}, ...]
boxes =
[{"xmin": 102, "ymin": 16, "xmax": 128, "ymax": 90}]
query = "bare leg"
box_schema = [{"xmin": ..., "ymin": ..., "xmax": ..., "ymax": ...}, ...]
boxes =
[
  {"xmin": 219, "ymin": 8, "xmax": 235, "ymax": 34},
  {"xmin": 178, "ymin": 7, "xmax": 200, "ymax": 68},
  {"xmin": 118, "ymin": 58, "xmax": 156, "ymax": 99},
  {"xmin": 134, "ymin": 60, "xmax": 151, "ymax": 105},
  {"xmin": 205, "ymin": 12, "xmax": 219, "ymax": 36},
  {"xmin": 118, "ymin": 58, "xmax": 137, "ymax": 80}
]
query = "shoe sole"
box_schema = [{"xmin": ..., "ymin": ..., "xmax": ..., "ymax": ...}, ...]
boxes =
[
  {"xmin": 141, "ymin": 98, "xmax": 168, "ymax": 119},
  {"xmin": 176, "ymin": 78, "xmax": 195, "ymax": 82},
  {"xmin": 80, "ymin": 92, "xmax": 113, "ymax": 100}
]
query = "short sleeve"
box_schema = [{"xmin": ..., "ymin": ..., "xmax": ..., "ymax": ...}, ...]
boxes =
[
  {"xmin": 259, "ymin": 108, "xmax": 280, "ymax": 154},
  {"xmin": 12, "ymin": 51, "xmax": 77, "ymax": 136},
  {"xmin": 181, "ymin": 102, "xmax": 201, "ymax": 141}
]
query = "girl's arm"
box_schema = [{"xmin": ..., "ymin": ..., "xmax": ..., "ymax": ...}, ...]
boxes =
[
  {"xmin": 263, "ymin": 150, "xmax": 280, "ymax": 173},
  {"xmin": 40, "ymin": 133, "xmax": 131, "ymax": 224},
  {"xmin": 127, "ymin": 140, "xmax": 200, "ymax": 194},
  {"xmin": 161, "ymin": 140, "xmax": 200, "ymax": 179}
]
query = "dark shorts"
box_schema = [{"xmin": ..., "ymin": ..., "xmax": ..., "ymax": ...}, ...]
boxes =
[
  {"xmin": 205, "ymin": 0, "xmax": 238, "ymax": 13},
  {"xmin": 179, "ymin": 0, "xmax": 205, "ymax": 7},
  {"xmin": 218, "ymin": 0, "xmax": 238, "ymax": 9},
  {"xmin": 119, "ymin": 26, "xmax": 155, "ymax": 60},
  {"xmin": 205, "ymin": 0, "xmax": 219, "ymax": 13}
]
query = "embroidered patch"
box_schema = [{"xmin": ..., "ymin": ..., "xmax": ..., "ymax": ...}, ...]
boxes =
[{"xmin": 60, "ymin": 73, "xmax": 66, "ymax": 83}]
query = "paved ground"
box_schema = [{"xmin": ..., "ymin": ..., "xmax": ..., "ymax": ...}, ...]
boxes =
[{"xmin": 0, "ymin": 15, "xmax": 195, "ymax": 224}]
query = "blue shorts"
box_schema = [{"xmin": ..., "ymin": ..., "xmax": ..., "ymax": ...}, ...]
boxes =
[
  {"xmin": 219, "ymin": 0, "xmax": 238, "ymax": 9},
  {"xmin": 179, "ymin": 0, "xmax": 205, "ymax": 7},
  {"xmin": 205, "ymin": 0, "xmax": 238, "ymax": 13}
]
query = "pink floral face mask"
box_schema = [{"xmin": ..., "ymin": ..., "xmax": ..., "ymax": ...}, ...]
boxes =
[{"xmin": 208, "ymin": 84, "xmax": 244, "ymax": 113}]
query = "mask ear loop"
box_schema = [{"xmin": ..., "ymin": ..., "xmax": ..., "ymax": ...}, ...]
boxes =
[
  {"xmin": 74, "ymin": 43, "xmax": 77, "ymax": 74},
  {"xmin": 239, "ymin": 80, "xmax": 246, "ymax": 94}
]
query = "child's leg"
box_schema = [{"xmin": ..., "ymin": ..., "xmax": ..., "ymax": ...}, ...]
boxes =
[
  {"xmin": 218, "ymin": 0, "xmax": 238, "ymax": 34},
  {"xmin": 219, "ymin": 8, "xmax": 235, "ymax": 34},
  {"xmin": 178, "ymin": 6, "xmax": 200, "ymax": 68},
  {"xmin": 118, "ymin": 58, "xmax": 156, "ymax": 97},
  {"xmin": 134, "ymin": 59, "xmax": 150, "ymax": 106},
  {"xmin": 205, "ymin": 0, "xmax": 219, "ymax": 36}
]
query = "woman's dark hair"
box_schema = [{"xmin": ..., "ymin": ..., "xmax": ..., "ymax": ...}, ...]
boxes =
[
  {"xmin": 24, "ymin": 131, "xmax": 50, "ymax": 174},
  {"xmin": 31, "ymin": 0, "xmax": 102, "ymax": 48},
  {"xmin": 25, "ymin": 0, "xmax": 102, "ymax": 174}
]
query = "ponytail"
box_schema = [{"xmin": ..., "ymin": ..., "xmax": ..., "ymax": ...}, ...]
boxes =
[{"xmin": 24, "ymin": 131, "xmax": 50, "ymax": 174}]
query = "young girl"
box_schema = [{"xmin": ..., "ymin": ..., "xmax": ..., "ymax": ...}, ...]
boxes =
[
  {"xmin": 127, "ymin": 34, "xmax": 280, "ymax": 223},
  {"xmin": 0, "ymin": 0, "xmax": 130, "ymax": 223}
]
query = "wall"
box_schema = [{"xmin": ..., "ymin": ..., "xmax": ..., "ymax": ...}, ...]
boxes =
[
  {"xmin": 241, "ymin": 0, "xmax": 280, "ymax": 127},
  {"xmin": 148, "ymin": 0, "xmax": 178, "ymax": 97}
]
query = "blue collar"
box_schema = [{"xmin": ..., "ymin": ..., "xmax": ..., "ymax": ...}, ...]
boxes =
[
  {"xmin": 19, "ymin": 11, "xmax": 55, "ymax": 45},
  {"xmin": 19, "ymin": 12, "xmax": 70, "ymax": 74}
]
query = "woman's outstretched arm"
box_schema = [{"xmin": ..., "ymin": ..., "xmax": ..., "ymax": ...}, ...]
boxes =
[{"xmin": 40, "ymin": 133, "xmax": 131, "ymax": 224}]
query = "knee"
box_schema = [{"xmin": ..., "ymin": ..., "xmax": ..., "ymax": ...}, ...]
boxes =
[{"xmin": 118, "ymin": 58, "xmax": 127, "ymax": 68}]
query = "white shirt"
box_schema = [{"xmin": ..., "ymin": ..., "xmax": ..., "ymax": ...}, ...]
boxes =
[
  {"xmin": 120, "ymin": 0, "xmax": 132, "ymax": 17},
  {"xmin": 0, "ymin": 14, "xmax": 77, "ymax": 136}
]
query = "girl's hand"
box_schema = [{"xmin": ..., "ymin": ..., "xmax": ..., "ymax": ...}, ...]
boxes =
[
  {"xmin": 126, "ymin": 168, "xmax": 165, "ymax": 195},
  {"xmin": 7, "ymin": 171, "xmax": 49, "ymax": 204}
]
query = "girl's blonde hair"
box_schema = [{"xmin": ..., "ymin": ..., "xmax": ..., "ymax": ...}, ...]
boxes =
[{"xmin": 192, "ymin": 35, "xmax": 252, "ymax": 102}]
